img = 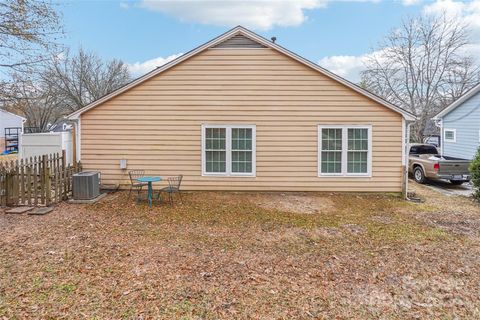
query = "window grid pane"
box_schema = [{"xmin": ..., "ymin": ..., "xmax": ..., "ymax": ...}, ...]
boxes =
[
  {"xmin": 321, "ymin": 128, "xmax": 342, "ymax": 174},
  {"xmin": 205, "ymin": 128, "xmax": 226, "ymax": 173},
  {"xmin": 232, "ymin": 128, "xmax": 253, "ymax": 173},
  {"xmin": 321, "ymin": 151, "xmax": 342, "ymax": 173},
  {"xmin": 347, "ymin": 151, "xmax": 368, "ymax": 173},
  {"xmin": 347, "ymin": 128, "xmax": 368, "ymax": 174}
]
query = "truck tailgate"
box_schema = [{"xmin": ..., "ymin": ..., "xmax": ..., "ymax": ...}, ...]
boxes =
[{"xmin": 438, "ymin": 161, "xmax": 470, "ymax": 175}]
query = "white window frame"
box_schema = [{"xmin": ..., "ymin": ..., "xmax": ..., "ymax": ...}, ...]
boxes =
[
  {"xmin": 444, "ymin": 129, "xmax": 456, "ymax": 143},
  {"xmin": 318, "ymin": 125, "xmax": 372, "ymax": 177},
  {"xmin": 201, "ymin": 124, "xmax": 256, "ymax": 177}
]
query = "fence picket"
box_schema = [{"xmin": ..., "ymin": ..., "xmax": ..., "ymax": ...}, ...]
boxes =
[
  {"xmin": 40, "ymin": 155, "xmax": 45, "ymax": 204},
  {"xmin": 26, "ymin": 164, "xmax": 31, "ymax": 206},
  {"xmin": 33, "ymin": 157, "xmax": 38, "ymax": 206},
  {"xmin": 48, "ymin": 154, "xmax": 53, "ymax": 205},
  {"xmin": 45, "ymin": 166, "xmax": 51, "ymax": 206},
  {"xmin": 13, "ymin": 160, "xmax": 19, "ymax": 206},
  {"xmin": 5, "ymin": 169, "xmax": 11, "ymax": 206},
  {"xmin": 19, "ymin": 159, "xmax": 25, "ymax": 204},
  {"xmin": 0, "ymin": 167, "xmax": 5, "ymax": 207}
]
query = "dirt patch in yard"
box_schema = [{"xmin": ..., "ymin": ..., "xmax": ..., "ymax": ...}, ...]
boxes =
[
  {"xmin": 341, "ymin": 223, "xmax": 365, "ymax": 234},
  {"xmin": 421, "ymin": 212, "xmax": 480, "ymax": 236},
  {"xmin": 370, "ymin": 215, "xmax": 396, "ymax": 224},
  {"xmin": 261, "ymin": 226, "xmax": 343, "ymax": 244},
  {"xmin": 252, "ymin": 192, "xmax": 336, "ymax": 214},
  {"xmin": 1, "ymin": 186, "xmax": 479, "ymax": 319}
]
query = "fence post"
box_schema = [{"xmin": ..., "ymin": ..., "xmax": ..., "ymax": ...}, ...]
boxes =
[{"xmin": 61, "ymin": 149, "xmax": 66, "ymax": 170}]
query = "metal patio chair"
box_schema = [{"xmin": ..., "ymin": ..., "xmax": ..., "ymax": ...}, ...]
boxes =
[
  {"xmin": 128, "ymin": 170, "xmax": 147, "ymax": 199},
  {"xmin": 157, "ymin": 175, "xmax": 183, "ymax": 206}
]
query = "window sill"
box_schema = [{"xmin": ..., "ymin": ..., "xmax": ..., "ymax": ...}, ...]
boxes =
[
  {"xmin": 202, "ymin": 173, "xmax": 256, "ymax": 178},
  {"xmin": 318, "ymin": 174, "xmax": 372, "ymax": 178}
]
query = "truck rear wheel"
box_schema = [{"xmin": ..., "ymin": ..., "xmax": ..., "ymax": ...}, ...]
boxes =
[{"xmin": 413, "ymin": 167, "xmax": 426, "ymax": 184}]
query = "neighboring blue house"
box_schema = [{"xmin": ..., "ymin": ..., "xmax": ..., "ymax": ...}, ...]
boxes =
[{"xmin": 434, "ymin": 83, "xmax": 480, "ymax": 160}]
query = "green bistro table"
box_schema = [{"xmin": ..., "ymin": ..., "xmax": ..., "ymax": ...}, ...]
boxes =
[{"xmin": 136, "ymin": 176, "xmax": 162, "ymax": 207}]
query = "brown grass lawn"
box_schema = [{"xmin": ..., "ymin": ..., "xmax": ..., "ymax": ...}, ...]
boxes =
[{"xmin": 1, "ymin": 183, "xmax": 480, "ymax": 319}]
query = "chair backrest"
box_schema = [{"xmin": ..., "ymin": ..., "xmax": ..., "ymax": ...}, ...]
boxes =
[
  {"xmin": 129, "ymin": 170, "xmax": 145, "ymax": 184},
  {"xmin": 167, "ymin": 175, "xmax": 183, "ymax": 190}
]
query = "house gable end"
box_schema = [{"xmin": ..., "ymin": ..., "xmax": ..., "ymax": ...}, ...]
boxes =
[
  {"xmin": 435, "ymin": 82, "xmax": 480, "ymax": 119},
  {"xmin": 68, "ymin": 26, "xmax": 415, "ymax": 121}
]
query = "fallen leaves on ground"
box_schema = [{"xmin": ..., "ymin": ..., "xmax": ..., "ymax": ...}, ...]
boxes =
[{"xmin": 1, "ymin": 185, "xmax": 479, "ymax": 319}]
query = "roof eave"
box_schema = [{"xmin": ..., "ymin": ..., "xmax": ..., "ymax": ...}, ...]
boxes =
[
  {"xmin": 434, "ymin": 82, "xmax": 480, "ymax": 119},
  {"xmin": 237, "ymin": 27, "xmax": 416, "ymax": 121},
  {"xmin": 0, "ymin": 109, "xmax": 26, "ymax": 121},
  {"xmin": 67, "ymin": 26, "xmax": 248, "ymax": 120}
]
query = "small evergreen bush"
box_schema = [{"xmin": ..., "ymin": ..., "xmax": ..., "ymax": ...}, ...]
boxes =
[{"xmin": 470, "ymin": 147, "xmax": 480, "ymax": 199}]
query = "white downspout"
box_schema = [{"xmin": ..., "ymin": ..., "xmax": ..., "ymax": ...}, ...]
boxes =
[
  {"xmin": 19, "ymin": 118, "xmax": 26, "ymax": 159},
  {"xmin": 404, "ymin": 121, "xmax": 414, "ymax": 200},
  {"xmin": 65, "ymin": 118, "xmax": 80, "ymax": 164},
  {"xmin": 437, "ymin": 119, "xmax": 443, "ymax": 157}
]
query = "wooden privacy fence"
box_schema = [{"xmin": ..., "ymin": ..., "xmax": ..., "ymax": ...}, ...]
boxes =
[{"xmin": 0, "ymin": 150, "xmax": 82, "ymax": 207}]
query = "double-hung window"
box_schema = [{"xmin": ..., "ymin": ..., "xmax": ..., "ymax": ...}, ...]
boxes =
[
  {"xmin": 202, "ymin": 125, "xmax": 256, "ymax": 176},
  {"xmin": 318, "ymin": 125, "xmax": 372, "ymax": 177}
]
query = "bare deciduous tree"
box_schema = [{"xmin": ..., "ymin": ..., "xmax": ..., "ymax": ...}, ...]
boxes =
[
  {"xmin": 4, "ymin": 74, "xmax": 63, "ymax": 131},
  {"xmin": 5, "ymin": 49, "xmax": 131, "ymax": 131},
  {"xmin": 0, "ymin": 2, "xmax": 129, "ymax": 129},
  {"xmin": 42, "ymin": 48, "xmax": 131, "ymax": 112},
  {"xmin": 361, "ymin": 14, "xmax": 480, "ymax": 141},
  {"xmin": 0, "ymin": 0, "xmax": 63, "ymax": 101}
]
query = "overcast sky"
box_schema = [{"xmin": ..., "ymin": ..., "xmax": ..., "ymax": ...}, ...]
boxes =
[{"xmin": 59, "ymin": 0, "xmax": 480, "ymax": 82}]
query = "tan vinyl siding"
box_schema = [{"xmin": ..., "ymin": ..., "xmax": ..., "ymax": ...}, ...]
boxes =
[{"xmin": 80, "ymin": 48, "xmax": 404, "ymax": 192}]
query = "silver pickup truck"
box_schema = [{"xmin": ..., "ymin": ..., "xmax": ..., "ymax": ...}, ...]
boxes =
[{"xmin": 409, "ymin": 144, "xmax": 471, "ymax": 185}]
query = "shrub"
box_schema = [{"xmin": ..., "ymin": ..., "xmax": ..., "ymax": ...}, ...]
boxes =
[{"xmin": 470, "ymin": 147, "xmax": 480, "ymax": 199}]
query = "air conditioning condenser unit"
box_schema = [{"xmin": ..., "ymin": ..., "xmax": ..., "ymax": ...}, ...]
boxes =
[{"xmin": 73, "ymin": 171, "xmax": 100, "ymax": 200}]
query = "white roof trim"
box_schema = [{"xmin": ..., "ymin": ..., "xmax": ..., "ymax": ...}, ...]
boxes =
[
  {"xmin": 434, "ymin": 82, "xmax": 480, "ymax": 119},
  {"xmin": 0, "ymin": 108, "xmax": 26, "ymax": 121},
  {"xmin": 68, "ymin": 26, "xmax": 416, "ymax": 121}
]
